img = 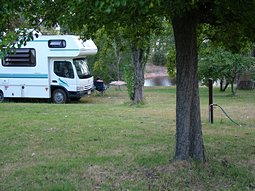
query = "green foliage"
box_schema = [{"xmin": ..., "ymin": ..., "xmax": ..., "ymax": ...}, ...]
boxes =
[
  {"xmin": 66, "ymin": 0, "xmax": 164, "ymax": 104},
  {"xmin": 251, "ymin": 66, "xmax": 255, "ymax": 80},
  {"xmin": 90, "ymin": 32, "xmax": 116, "ymax": 83},
  {"xmin": 149, "ymin": 20, "xmax": 176, "ymax": 76},
  {"xmin": 0, "ymin": 29, "xmax": 38, "ymax": 58},
  {"xmin": 62, "ymin": 0, "xmax": 163, "ymax": 48},
  {"xmin": 0, "ymin": 1, "xmax": 42, "ymax": 54},
  {"xmin": 198, "ymin": 43, "xmax": 255, "ymax": 93},
  {"xmin": 0, "ymin": 1, "xmax": 26, "ymax": 31},
  {"xmin": 199, "ymin": 23, "xmax": 254, "ymax": 54},
  {"xmin": 167, "ymin": 48, "xmax": 176, "ymax": 78},
  {"xmin": 88, "ymin": 28, "xmax": 132, "ymax": 84},
  {"xmin": 149, "ymin": 20, "xmax": 174, "ymax": 50},
  {"xmin": 152, "ymin": 51, "xmax": 167, "ymax": 66}
]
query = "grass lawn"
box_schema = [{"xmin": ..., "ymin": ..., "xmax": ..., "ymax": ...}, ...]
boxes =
[{"xmin": 0, "ymin": 86, "xmax": 254, "ymax": 190}]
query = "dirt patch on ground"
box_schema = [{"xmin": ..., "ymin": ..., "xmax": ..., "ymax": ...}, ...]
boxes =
[{"xmin": 81, "ymin": 162, "xmax": 196, "ymax": 190}]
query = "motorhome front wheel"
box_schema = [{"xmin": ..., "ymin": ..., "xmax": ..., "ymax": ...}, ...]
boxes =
[{"xmin": 52, "ymin": 89, "xmax": 67, "ymax": 104}]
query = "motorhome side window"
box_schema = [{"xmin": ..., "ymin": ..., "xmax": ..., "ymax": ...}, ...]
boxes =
[
  {"xmin": 54, "ymin": 61, "xmax": 74, "ymax": 79},
  {"xmin": 2, "ymin": 48, "xmax": 36, "ymax": 67},
  {"xmin": 48, "ymin": 40, "xmax": 66, "ymax": 48}
]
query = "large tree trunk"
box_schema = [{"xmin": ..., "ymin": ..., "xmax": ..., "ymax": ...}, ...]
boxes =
[
  {"xmin": 131, "ymin": 46, "xmax": 146, "ymax": 104},
  {"xmin": 172, "ymin": 12, "xmax": 205, "ymax": 161}
]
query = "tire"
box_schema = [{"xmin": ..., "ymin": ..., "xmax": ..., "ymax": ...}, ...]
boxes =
[
  {"xmin": 52, "ymin": 89, "xmax": 67, "ymax": 104},
  {"xmin": 0, "ymin": 91, "xmax": 4, "ymax": 103}
]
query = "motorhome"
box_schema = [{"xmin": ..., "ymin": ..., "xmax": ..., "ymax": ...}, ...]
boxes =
[{"xmin": 0, "ymin": 35, "xmax": 97, "ymax": 103}]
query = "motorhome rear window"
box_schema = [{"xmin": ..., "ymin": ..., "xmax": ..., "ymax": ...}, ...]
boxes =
[
  {"xmin": 2, "ymin": 48, "xmax": 36, "ymax": 67},
  {"xmin": 48, "ymin": 40, "xmax": 66, "ymax": 48}
]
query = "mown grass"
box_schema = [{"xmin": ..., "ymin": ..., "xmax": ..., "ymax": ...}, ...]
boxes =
[{"xmin": 0, "ymin": 86, "xmax": 254, "ymax": 191}]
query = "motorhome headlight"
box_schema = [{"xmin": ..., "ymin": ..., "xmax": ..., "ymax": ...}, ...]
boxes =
[{"xmin": 76, "ymin": 86, "xmax": 84, "ymax": 91}]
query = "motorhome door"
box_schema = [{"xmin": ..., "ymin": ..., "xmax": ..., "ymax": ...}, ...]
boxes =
[{"xmin": 50, "ymin": 59, "xmax": 77, "ymax": 93}]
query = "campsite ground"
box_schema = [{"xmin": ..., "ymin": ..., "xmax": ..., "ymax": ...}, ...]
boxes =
[{"xmin": 0, "ymin": 87, "xmax": 254, "ymax": 190}]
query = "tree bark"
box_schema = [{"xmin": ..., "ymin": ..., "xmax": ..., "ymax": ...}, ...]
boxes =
[
  {"xmin": 231, "ymin": 81, "xmax": 235, "ymax": 95},
  {"xmin": 223, "ymin": 82, "xmax": 229, "ymax": 92},
  {"xmin": 230, "ymin": 75, "xmax": 236, "ymax": 96},
  {"xmin": 220, "ymin": 80, "xmax": 223, "ymax": 91},
  {"xmin": 131, "ymin": 46, "xmax": 146, "ymax": 104},
  {"xmin": 172, "ymin": 12, "xmax": 205, "ymax": 161}
]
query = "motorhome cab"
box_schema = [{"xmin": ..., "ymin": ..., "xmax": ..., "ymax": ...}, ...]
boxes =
[{"xmin": 0, "ymin": 35, "xmax": 97, "ymax": 103}]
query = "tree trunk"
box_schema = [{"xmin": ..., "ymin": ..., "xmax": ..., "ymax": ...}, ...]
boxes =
[
  {"xmin": 220, "ymin": 79, "xmax": 223, "ymax": 91},
  {"xmin": 172, "ymin": 12, "xmax": 205, "ymax": 161},
  {"xmin": 230, "ymin": 75, "xmax": 236, "ymax": 96},
  {"xmin": 231, "ymin": 81, "xmax": 235, "ymax": 95},
  {"xmin": 131, "ymin": 46, "xmax": 146, "ymax": 104},
  {"xmin": 223, "ymin": 82, "xmax": 229, "ymax": 92}
]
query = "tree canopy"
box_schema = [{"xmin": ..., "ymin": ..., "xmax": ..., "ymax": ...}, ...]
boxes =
[{"xmin": 199, "ymin": 45, "xmax": 255, "ymax": 94}]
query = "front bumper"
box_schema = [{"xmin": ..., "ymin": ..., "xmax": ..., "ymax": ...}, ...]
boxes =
[{"xmin": 68, "ymin": 89, "xmax": 92, "ymax": 98}]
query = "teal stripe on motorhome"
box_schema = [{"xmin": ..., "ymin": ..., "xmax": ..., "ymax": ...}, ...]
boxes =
[
  {"xmin": 50, "ymin": 49, "xmax": 80, "ymax": 51},
  {"xmin": 0, "ymin": 73, "xmax": 48, "ymax": 78},
  {"xmin": 31, "ymin": 40, "xmax": 48, "ymax": 42},
  {"xmin": 59, "ymin": 78, "xmax": 69, "ymax": 87}
]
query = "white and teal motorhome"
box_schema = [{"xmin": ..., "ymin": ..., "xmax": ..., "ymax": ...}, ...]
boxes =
[{"xmin": 0, "ymin": 35, "xmax": 97, "ymax": 103}]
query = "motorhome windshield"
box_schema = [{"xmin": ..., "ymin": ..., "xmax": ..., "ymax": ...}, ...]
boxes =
[{"xmin": 73, "ymin": 58, "xmax": 91, "ymax": 79}]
